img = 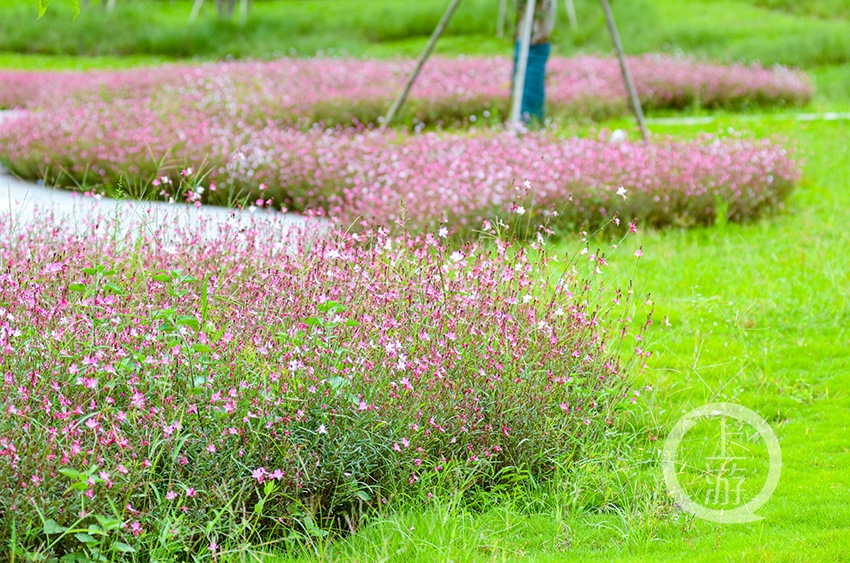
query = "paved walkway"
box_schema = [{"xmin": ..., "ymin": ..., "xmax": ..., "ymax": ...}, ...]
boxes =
[
  {"xmin": 0, "ymin": 110, "xmax": 319, "ymax": 237},
  {"xmin": 646, "ymin": 111, "xmax": 850, "ymax": 126}
]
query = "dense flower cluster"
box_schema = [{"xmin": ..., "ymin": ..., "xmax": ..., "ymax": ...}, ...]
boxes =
[
  {"xmin": 0, "ymin": 55, "xmax": 804, "ymax": 234},
  {"xmin": 0, "ymin": 101, "xmax": 800, "ymax": 233},
  {"xmin": 0, "ymin": 210, "xmax": 646, "ymax": 555},
  {"xmin": 0, "ymin": 54, "xmax": 813, "ymax": 121}
]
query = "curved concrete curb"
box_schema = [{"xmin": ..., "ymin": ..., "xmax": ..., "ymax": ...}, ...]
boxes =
[{"xmin": 0, "ymin": 110, "xmax": 324, "ymax": 239}]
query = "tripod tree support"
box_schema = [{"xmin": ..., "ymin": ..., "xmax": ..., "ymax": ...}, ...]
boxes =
[
  {"xmin": 509, "ymin": 0, "xmax": 537, "ymax": 127},
  {"xmin": 564, "ymin": 0, "xmax": 577, "ymax": 31},
  {"xmin": 497, "ymin": 0, "xmax": 507, "ymax": 38},
  {"xmin": 381, "ymin": 0, "xmax": 464, "ymax": 129},
  {"xmin": 188, "ymin": 0, "xmax": 204, "ymax": 23},
  {"xmin": 599, "ymin": 0, "xmax": 650, "ymax": 141}
]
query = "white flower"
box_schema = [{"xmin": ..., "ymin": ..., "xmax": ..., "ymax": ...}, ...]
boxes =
[
  {"xmin": 450, "ymin": 251, "xmax": 465, "ymax": 263},
  {"xmin": 515, "ymin": 206, "xmax": 526, "ymax": 215},
  {"xmin": 438, "ymin": 227, "xmax": 448, "ymax": 238},
  {"xmin": 317, "ymin": 424, "xmax": 327, "ymax": 435},
  {"xmin": 616, "ymin": 187, "xmax": 627, "ymax": 200},
  {"xmin": 609, "ymin": 129, "xmax": 627, "ymax": 143},
  {"xmin": 522, "ymin": 294, "xmax": 533, "ymax": 304},
  {"xmin": 523, "ymin": 179, "xmax": 531, "ymax": 189}
]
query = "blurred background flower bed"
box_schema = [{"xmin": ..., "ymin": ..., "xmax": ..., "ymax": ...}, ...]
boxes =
[
  {"xmin": 0, "ymin": 55, "xmax": 813, "ymax": 122},
  {"xmin": 0, "ymin": 55, "xmax": 803, "ymax": 236}
]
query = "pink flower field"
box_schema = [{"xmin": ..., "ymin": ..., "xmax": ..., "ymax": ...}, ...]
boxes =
[
  {"xmin": 0, "ymin": 55, "xmax": 806, "ymax": 234},
  {"xmin": 0, "ymin": 104, "xmax": 800, "ymax": 233},
  {"xmin": 0, "ymin": 210, "xmax": 648, "ymax": 555},
  {"xmin": 0, "ymin": 54, "xmax": 812, "ymax": 122}
]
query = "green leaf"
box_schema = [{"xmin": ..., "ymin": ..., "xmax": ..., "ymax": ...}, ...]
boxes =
[
  {"xmin": 318, "ymin": 300, "xmax": 342, "ymax": 313},
  {"xmin": 354, "ymin": 490, "xmax": 371, "ymax": 502},
  {"xmin": 305, "ymin": 317, "xmax": 321, "ymax": 326},
  {"xmin": 81, "ymin": 267, "xmax": 97, "ymax": 275},
  {"xmin": 36, "ymin": 0, "xmax": 49, "ymax": 18},
  {"xmin": 103, "ymin": 282, "xmax": 124, "ymax": 294},
  {"xmin": 71, "ymin": 0, "xmax": 79, "ymax": 18},
  {"xmin": 176, "ymin": 316, "xmax": 200, "ymax": 330},
  {"xmin": 73, "ymin": 533, "xmax": 96, "ymax": 545},
  {"xmin": 58, "ymin": 468, "xmax": 81, "ymax": 480},
  {"xmin": 345, "ymin": 318, "xmax": 360, "ymax": 327},
  {"xmin": 151, "ymin": 273, "xmax": 171, "ymax": 283},
  {"xmin": 328, "ymin": 376, "xmax": 348, "ymax": 390},
  {"xmin": 87, "ymin": 524, "xmax": 104, "ymax": 536},
  {"xmin": 192, "ymin": 343, "xmax": 211, "ymax": 353},
  {"xmin": 43, "ymin": 519, "xmax": 67, "ymax": 535},
  {"xmin": 110, "ymin": 542, "xmax": 135, "ymax": 553},
  {"xmin": 95, "ymin": 515, "xmax": 122, "ymax": 532},
  {"xmin": 68, "ymin": 283, "xmax": 87, "ymax": 292},
  {"xmin": 301, "ymin": 515, "xmax": 327, "ymax": 537},
  {"xmin": 153, "ymin": 308, "xmax": 176, "ymax": 319}
]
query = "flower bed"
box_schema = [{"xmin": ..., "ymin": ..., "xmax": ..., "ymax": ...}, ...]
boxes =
[
  {"xmin": 0, "ymin": 101, "xmax": 800, "ymax": 234},
  {"xmin": 0, "ymin": 211, "xmax": 645, "ymax": 555},
  {"xmin": 0, "ymin": 54, "xmax": 813, "ymax": 123}
]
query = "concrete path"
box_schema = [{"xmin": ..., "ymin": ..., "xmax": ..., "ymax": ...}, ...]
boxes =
[
  {"xmin": 0, "ymin": 110, "xmax": 322, "ymax": 238},
  {"xmin": 646, "ymin": 111, "xmax": 850, "ymax": 126}
]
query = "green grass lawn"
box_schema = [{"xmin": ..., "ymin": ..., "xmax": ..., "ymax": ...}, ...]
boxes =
[
  {"xmin": 4, "ymin": 0, "xmax": 850, "ymax": 66},
  {"xmin": 240, "ymin": 117, "xmax": 849, "ymax": 563}
]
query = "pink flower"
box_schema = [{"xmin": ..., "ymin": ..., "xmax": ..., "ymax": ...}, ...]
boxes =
[
  {"xmin": 129, "ymin": 521, "xmax": 143, "ymax": 537},
  {"xmin": 130, "ymin": 392, "xmax": 145, "ymax": 410}
]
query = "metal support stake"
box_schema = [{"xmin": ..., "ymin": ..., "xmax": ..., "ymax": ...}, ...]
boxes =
[
  {"xmin": 497, "ymin": 0, "xmax": 507, "ymax": 38},
  {"xmin": 564, "ymin": 0, "xmax": 577, "ymax": 31},
  {"xmin": 509, "ymin": 0, "xmax": 537, "ymax": 127},
  {"xmin": 600, "ymin": 0, "xmax": 650, "ymax": 141},
  {"xmin": 188, "ymin": 0, "xmax": 205, "ymax": 23},
  {"xmin": 238, "ymin": 0, "xmax": 248, "ymax": 25},
  {"xmin": 381, "ymin": 0, "xmax": 463, "ymax": 129}
]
